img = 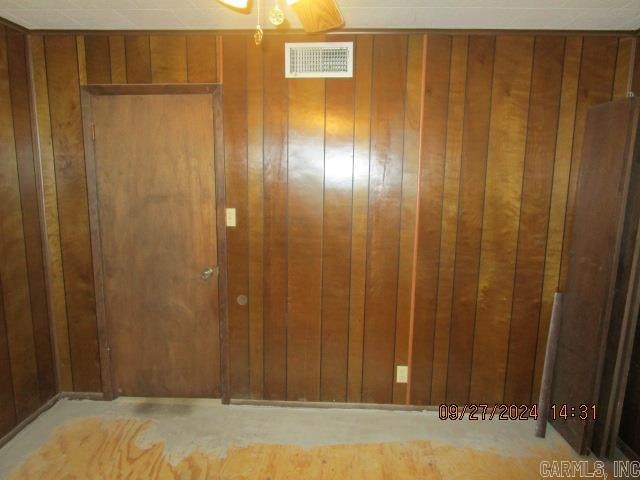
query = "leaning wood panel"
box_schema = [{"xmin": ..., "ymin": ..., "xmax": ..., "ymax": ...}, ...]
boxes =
[
  {"xmin": 470, "ymin": 35, "xmax": 534, "ymax": 404},
  {"xmin": 445, "ymin": 35, "xmax": 495, "ymax": 404},
  {"xmin": 44, "ymin": 35, "xmax": 101, "ymax": 392},
  {"xmin": 286, "ymin": 43, "xmax": 325, "ymax": 402},
  {"xmin": 504, "ymin": 36, "xmax": 564, "ymax": 405},
  {"xmin": 29, "ymin": 35, "xmax": 73, "ymax": 391},
  {"xmin": 430, "ymin": 35, "xmax": 468, "ymax": 405},
  {"xmin": 187, "ymin": 34, "xmax": 217, "ymax": 83},
  {"xmin": 613, "ymin": 37, "xmax": 635, "ymax": 99},
  {"xmin": 222, "ymin": 36, "xmax": 250, "ymax": 397},
  {"xmin": 7, "ymin": 30, "xmax": 56, "ymax": 402},
  {"xmin": 347, "ymin": 35, "xmax": 373, "ymax": 403},
  {"xmin": 0, "ymin": 275, "xmax": 16, "ymax": 436},
  {"xmin": 558, "ymin": 36, "xmax": 619, "ymax": 290},
  {"xmin": 262, "ymin": 36, "xmax": 289, "ymax": 400},
  {"xmin": 150, "ymin": 35, "xmax": 188, "ymax": 83},
  {"xmin": 124, "ymin": 35, "xmax": 152, "ymax": 84},
  {"xmin": 83, "ymin": 35, "xmax": 111, "ymax": 84},
  {"xmin": 246, "ymin": 37, "xmax": 264, "ymax": 398},
  {"xmin": 108, "ymin": 36, "xmax": 126, "ymax": 84},
  {"xmin": 362, "ymin": 35, "xmax": 407, "ymax": 404},
  {"xmin": 532, "ymin": 36, "xmax": 582, "ymax": 402},
  {"xmin": 393, "ymin": 34, "xmax": 422, "ymax": 405},
  {"xmin": 320, "ymin": 36, "xmax": 355, "ymax": 403},
  {"xmin": 0, "ymin": 26, "xmax": 40, "ymax": 418},
  {"xmin": 409, "ymin": 34, "xmax": 451, "ymax": 406}
]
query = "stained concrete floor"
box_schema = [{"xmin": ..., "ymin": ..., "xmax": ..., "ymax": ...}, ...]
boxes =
[{"xmin": 0, "ymin": 398, "xmax": 603, "ymax": 479}]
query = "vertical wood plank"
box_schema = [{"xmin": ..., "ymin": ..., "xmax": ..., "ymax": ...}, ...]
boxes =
[
  {"xmin": 320, "ymin": 36, "xmax": 355, "ymax": 403},
  {"xmin": 286, "ymin": 37, "xmax": 325, "ymax": 402},
  {"xmin": 0, "ymin": 275, "xmax": 16, "ymax": 436},
  {"xmin": 0, "ymin": 26, "xmax": 41, "ymax": 418},
  {"xmin": 470, "ymin": 35, "xmax": 534, "ymax": 404},
  {"xmin": 83, "ymin": 35, "xmax": 111, "ymax": 84},
  {"xmin": 30, "ymin": 35, "xmax": 73, "ymax": 391},
  {"xmin": 222, "ymin": 35, "xmax": 250, "ymax": 397},
  {"xmin": 7, "ymin": 30, "xmax": 56, "ymax": 402},
  {"xmin": 409, "ymin": 34, "xmax": 451, "ymax": 406},
  {"xmin": 613, "ymin": 37, "xmax": 635, "ymax": 99},
  {"xmin": 531, "ymin": 37, "xmax": 580, "ymax": 401},
  {"xmin": 247, "ymin": 36, "xmax": 264, "ymax": 399},
  {"xmin": 108, "ymin": 35, "xmax": 126, "ymax": 84},
  {"xmin": 187, "ymin": 34, "xmax": 218, "ymax": 83},
  {"xmin": 362, "ymin": 35, "xmax": 407, "ymax": 404},
  {"xmin": 124, "ymin": 35, "xmax": 152, "ymax": 84},
  {"xmin": 393, "ymin": 34, "xmax": 422, "ymax": 405},
  {"xmin": 75, "ymin": 36, "xmax": 87, "ymax": 86},
  {"xmin": 150, "ymin": 35, "xmax": 187, "ymax": 83},
  {"xmin": 347, "ymin": 35, "xmax": 373, "ymax": 403},
  {"xmin": 558, "ymin": 37, "xmax": 619, "ymax": 291},
  {"xmin": 45, "ymin": 35, "xmax": 101, "ymax": 392},
  {"xmin": 504, "ymin": 36, "xmax": 564, "ymax": 404},
  {"xmin": 430, "ymin": 35, "xmax": 468, "ymax": 405},
  {"xmin": 445, "ymin": 35, "xmax": 495, "ymax": 404},
  {"xmin": 262, "ymin": 36, "xmax": 288, "ymax": 400}
]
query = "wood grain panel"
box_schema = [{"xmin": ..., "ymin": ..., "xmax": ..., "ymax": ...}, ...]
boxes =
[
  {"xmin": 75, "ymin": 36, "xmax": 86, "ymax": 86},
  {"xmin": 7, "ymin": 30, "xmax": 55, "ymax": 402},
  {"xmin": 286, "ymin": 46, "xmax": 325, "ymax": 402},
  {"xmin": 83, "ymin": 35, "xmax": 111, "ymax": 84},
  {"xmin": 504, "ymin": 36, "xmax": 564, "ymax": 404},
  {"xmin": 532, "ymin": 37, "xmax": 582, "ymax": 402},
  {"xmin": 150, "ymin": 35, "xmax": 187, "ymax": 83},
  {"xmin": 29, "ymin": 35, "xmax": 73, "ymax": 391},
  {"xmin": 320, "ymin": 36, "xmax": 355, "ymax": 403},
  {"xmin": 613, "ymin": 37, "xmax": 635, "ymax": 99},
  {"xmin": 108, "ymin": 36, "xmax": 126, "ymax": 84},
  {"xmin": 470, "ymin": 35, "xmax": 534, "ymax": 404},
  {"xmin": 246, "ymin": 36, "xmax": 264, "ymax": 398},
  {"xmin": 124, "ymin": 36, "xmax": 151, "ymax": 84},
  {"xmin": 262, "ymin": 36, "xmax": 289, "ymax": 400},
  {"xmin": 558, "ymin": 37, "xmax": 619, "ymax": 290},
  {"xmin": 362, "ymin": 35, "xmax": 407, "ymax": 404},
  {"xmin": 44, "ymin": 35, "xmax": 101, "ymax": 392},
  {"xmin": 430, "ymin": 35, "xmax": 468, "ymax": 405},
  {"xmin": 0, "ymin": 26, "xmax": 40, "ymax": 418},
  {"xmin": 446, "ymin": 36, "xmax": 495, "ymax": 404},
  {"xmin": 409, "ymin": 34, "xmax": 451, "ymax": 406},
  {"xmin": 187, "ymin": 34, "xmax": 217, "ymax": 83},
  {"xmin": 393, "ymin": 34, "xmax": 422, "ymax": 405},
  {"xmin": 0, "ymin": 275, "xmax": 16, "ymax": 436},
  {"xmin": 347, "ymin": 35, "xmax": 373, "ymax": 403},
  {"xmin": 222, "ymin": 36, "xmax": 249, "ymax": 397}
]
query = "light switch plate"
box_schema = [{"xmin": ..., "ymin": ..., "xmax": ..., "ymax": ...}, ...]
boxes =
[
  {"xmin": 226, "ymin": 208, "xmax": 236, "ymax": 227},
  {"xmin": 396, "ymin": 365, "xmax": 408, "ymax": 384}
]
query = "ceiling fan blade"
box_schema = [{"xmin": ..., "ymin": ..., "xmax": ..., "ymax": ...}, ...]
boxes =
[{"xmin": 290, "ymin": 0, "xmax": 344, "ymax": 33}]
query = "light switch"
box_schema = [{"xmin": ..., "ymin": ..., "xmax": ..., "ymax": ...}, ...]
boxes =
[
  {"xmin": 226, "ymin": 208, "xmax": 236, "ymax": 227},
  {"xmin": 396, "ymin": 365, "xmax": 408, "ymax": 384}
]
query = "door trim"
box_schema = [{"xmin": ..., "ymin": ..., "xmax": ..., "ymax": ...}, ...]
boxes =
[{"xmin": 80, "ymin": 84, "xmax": 230, "ymax": 403}]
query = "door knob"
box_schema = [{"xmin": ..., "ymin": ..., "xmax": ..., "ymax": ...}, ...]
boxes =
[{"xmin": 201, "ymin": 266, "xmax": 218, "ymax": 281}]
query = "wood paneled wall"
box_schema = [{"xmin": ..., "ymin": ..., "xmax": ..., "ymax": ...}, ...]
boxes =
[
  {"xmin": 4, "ymin": 30, "xmax": 637, "ymax": 419},
  {"xmin": 0, "ymin": 25, "xmax": 55, "ymax": 439}
]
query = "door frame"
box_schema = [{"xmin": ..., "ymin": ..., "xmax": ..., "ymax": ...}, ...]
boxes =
[{"xmin": 80, "ymin": 83, "xmax": 230, "ymax": 403}]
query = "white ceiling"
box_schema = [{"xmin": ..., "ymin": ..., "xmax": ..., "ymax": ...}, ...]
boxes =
[{"xmin": 0, "ymin": 0, "xmax": 638, "ymax": 31}]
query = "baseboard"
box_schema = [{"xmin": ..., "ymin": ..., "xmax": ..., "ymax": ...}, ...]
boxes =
[
  {"xmin": 59, "ymin": 391, "xmax": 105, "ymax": 401},
  {"xmin": 230, "ymin": 398, "xmax": 436, "ymax": 412},
  {"xmin": 0, "ymin": 393, "xmax": 61, "ymax": 450}
]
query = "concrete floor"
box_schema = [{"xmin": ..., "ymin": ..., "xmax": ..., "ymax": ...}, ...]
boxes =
[{"xmin": 0, "ymin": 398, "xmax": 600, "ymax": 479}]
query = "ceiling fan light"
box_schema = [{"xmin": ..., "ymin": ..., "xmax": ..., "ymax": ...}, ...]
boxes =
[{"xmin": 216, "ymin": 0, "xmax": 250, "ymax": 9}]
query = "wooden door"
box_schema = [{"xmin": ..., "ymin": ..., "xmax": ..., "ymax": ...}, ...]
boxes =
[
  {"xmin": 88, "ymin": 92, "xmax": 220, "ymax": 398},
  {"xmin": 550, "ymin": 98, "xmax": 640, "ymax": 454}
]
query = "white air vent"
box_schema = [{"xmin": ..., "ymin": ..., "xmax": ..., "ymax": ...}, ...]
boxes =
[{"xmin": 285, "ymin": 42, "xmax": 353, "ymax": 79}]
